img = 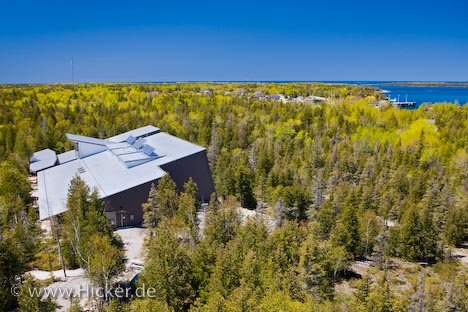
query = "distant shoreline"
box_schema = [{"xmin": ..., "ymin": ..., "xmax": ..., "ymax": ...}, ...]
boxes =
[
  {"xmin": 380, "ymin": 81, "xmax": 468, "ymax": 87},
  {"xmin": 1, "ymin": 81, "xmax": 467, "ymax": 87}
]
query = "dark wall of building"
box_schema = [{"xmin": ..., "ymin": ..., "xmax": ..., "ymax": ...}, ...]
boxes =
[
  {"xmin": 104, "ymin": 150, "xmax": 215, "ymax": 227},
  {"xmin": 104, "ymin": 180, "xmax": 154, "ymax": 227},
  {"xmin": 161, "ymin": 150, "xmax": 215, "ymax": 203}
]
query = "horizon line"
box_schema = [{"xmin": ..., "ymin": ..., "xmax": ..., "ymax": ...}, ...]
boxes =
[{"xmin": 2, "ymin": 80, "xmax": 468, "ymax": 86}]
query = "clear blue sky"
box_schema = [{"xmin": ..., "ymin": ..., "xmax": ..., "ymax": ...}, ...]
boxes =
[{"xmin": 1, "ymin": 0, "xmax": 467, "ymax": 83}]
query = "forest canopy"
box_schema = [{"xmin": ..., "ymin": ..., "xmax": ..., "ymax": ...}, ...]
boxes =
[{"xmin": 0, "ymin": 83, "xmax": 467, "ymax": 311}]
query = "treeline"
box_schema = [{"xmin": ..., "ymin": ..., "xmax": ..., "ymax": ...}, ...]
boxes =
[
  {"xmin": 0, "ymin": 83, "xmax": 467, "ymax": 311},
  {"xmin": 107, "ymin": 175, "xmax": 467, "ymax": 311}
]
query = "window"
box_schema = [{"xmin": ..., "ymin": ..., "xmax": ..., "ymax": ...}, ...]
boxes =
[{"xmin": 130, "ymin": 214, "xmax": 134, "ymax": 221}]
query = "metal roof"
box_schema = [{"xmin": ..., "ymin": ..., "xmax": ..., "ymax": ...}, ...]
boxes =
[
  {"xmin": 36, "ymin": 127, "xmax": 206, "ymax": 220},
  {"xmin": 66, "ymin": 133, "xmax": 110, "ymax": 146},
  {"xmin": 107, "ymin": 142, "xmax": 130, "ymax": 150},
  {"xmin": 141, "ymin": 144, "xmax": 158, "ymax": 157},
  {"xmin": 108, "ymin": 125, "xmax": 160, "ymax": 143},
  {"xmin": 57, "ymin": 150, "xmax": 77, "ymax": 164},
  {"xmin": 30, "ymin": 149, "xmax": 57, "ymax": 173}
]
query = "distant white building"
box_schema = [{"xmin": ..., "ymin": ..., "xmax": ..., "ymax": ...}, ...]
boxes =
[
  {"xmin": 303, "ymin": 95, "xmax": 327, "ymax": 102},
  {"xmin": 201, "ymin": 89, "xmax": 213, "ymax": 96}
]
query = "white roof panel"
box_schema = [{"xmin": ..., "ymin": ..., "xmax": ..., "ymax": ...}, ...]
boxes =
[
  {"xmin": 81, "ymin": 150, "xmax": 166, "ymax": 196},
  {"xmin": 118, "ymin": 152, "xmax": 151, "ymax": 162},
  {"xmin": 66, "ymin": 133, "xmax": 110, "ymax": 146},
  {"xmin": 30, "ymin": 149, "xmax": 57, "ymax": 173},
  {"xmin": 37, "ymin": 159, "xmax": 105, "ymax": 220},
  {"xmin": 107, "ymin": 142, "xmax": 131, "ymax": 149},
  {"xmin": 143, "ymin": 132, "xmax": 205, "ymax": 165},
  {"xmin": 110, "ymin": 146, "xmax": 139, "ymax": 155},
  {"xmin": 108, "ymin": 125, "xmax": 160, "ymax": 143},
  {"xmin": 57, "ymin": 150, "xmax": 77, "ymax": 164}
]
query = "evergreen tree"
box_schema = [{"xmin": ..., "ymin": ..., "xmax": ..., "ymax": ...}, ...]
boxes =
[
  {"xmin": 128, "ymin": 299, "xmax": 173, "ymax": 312},
  {"xmin": 299, "ymin": 232, "xmax": 350, "ymax": 300},
  {"xmin": 17, "ymin": 277, "xmax": 57, "ymax": 312},
  {"xmin": 0, "ymin": 162, "xmax": 31, "ymax": 204},
  {"xmin": 444, "ymin": 203, "xmax": 467, "ymax": 246},
  {"xmin": 280, "ymin": 185, "xmax": 310, "ymax": 222},
  {"xmin": 142, "ymin": 183, "xmax": 158, "ymax": 230},
  {"xmin": 176, "ymin": 178, "xmax": 199, "ymax": 247},
  {"xmin": 142, "ymin": 175, "xmax": 178, "ymax": 232},
  {"xmin": 85, "ymin": 234, "xmax": 124, "ymax": 292},
  {"xmin": 141, "ymin": 219, "xmax": 194, "ymax": 311},
  {"xmin": 330, "ymin": 194, "xmax": 360, "ymax": 257},
  {"xmin": 237, "ymin": 165, "xmax": 257, "ymax": 209},
  {"xmin": 203, "ymin": 196, "xmax": 240, "ymax": 246},
  {"xmin": 62, "ymin": 176, "xmax": 122, "ymax": 272},
  {"xmin": 397, "ymin": 206, "xmax": 435, "ymax": 261},
  {"xmin": 0, "ymin": 237, "xmax": 24, "ymax": 310}
]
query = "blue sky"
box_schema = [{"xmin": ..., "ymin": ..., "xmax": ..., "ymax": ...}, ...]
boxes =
[{"xmin": 1, "ymin": 0, "xmax": 467, "ymax": 83}]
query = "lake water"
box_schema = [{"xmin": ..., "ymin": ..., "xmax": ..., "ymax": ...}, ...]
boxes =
[
  {"xmin": 256, "ymin": 81, "xmax": 468, "ymax": 108},
  {"xmin": 358, "ymin": 82, "xmax": 468, "ymax": 108}
]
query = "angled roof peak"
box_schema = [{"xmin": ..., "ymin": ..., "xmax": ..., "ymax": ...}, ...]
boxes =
[{"xmin": 66, "ymin": 133, "xmax": 111, "ymax": 146}]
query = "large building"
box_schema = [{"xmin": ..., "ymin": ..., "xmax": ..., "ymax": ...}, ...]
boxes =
[{"xmin": 30, "ymin": 125, "xmax": 215, "ymax": 227}]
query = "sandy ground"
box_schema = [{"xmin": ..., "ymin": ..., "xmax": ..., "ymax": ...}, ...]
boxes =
[
  {"xmin": 115, "ymin": 227, "xmax": 146, "ymax": 262},
  {"xmin": 27, "ymin": 268, "xmax": 89, "ymax": 311},
  {"xmin": 28, "ymin": 268, "xmax": 85, "ymax": 281},
  {"xmin": 114, "ymin": 227, "xmax": 147, "ymax": 282},
  {"xmin": 351, "ymin": 260, "xmax": 373, "ymax": 276},
  {"xmin": 26, "ymin": 227, "xmax": 148, "ymax": 311},
  {"xmin": 452, "ymin": 243, "xmax": 468, "ymax": 265}
]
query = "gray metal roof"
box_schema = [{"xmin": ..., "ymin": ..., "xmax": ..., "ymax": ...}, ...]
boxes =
[
  {"xmin": 108, "ymin": 125, "xmax": 160, "ymax": 143},
  {"xmin": 66, "ymin": 133, "xmax": 111, "ymax": 146},
  {"xmin": 37, "ymin": 127, "xmax": 206, "ymax": 220},
  {"xmin": 57, "ymin": 150, "xmax": 77, "ymax": 164},
  {"xmin": 30, "ymin": 149, "xmax": 57, "ymax": 173}
]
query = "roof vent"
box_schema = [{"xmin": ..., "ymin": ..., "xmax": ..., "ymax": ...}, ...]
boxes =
[
  {"xmin": 77, "ymin": 167, "xmax": 85, "ymax": 174},
  {"xmin": 141, "ymin": 144, "xmax": 158, "ymax": 157},
  {"xmin": 126, "ymin": 135, "xmax": 136, "ymax": 144},
  {"xmin": 133, "ymin": 138, "xmax": 145, "ymax": 149}
]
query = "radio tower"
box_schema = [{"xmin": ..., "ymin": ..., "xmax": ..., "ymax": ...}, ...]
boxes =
[{"xmin": 71, "ymin": 57, "xmax": 75, "ymax": 83}]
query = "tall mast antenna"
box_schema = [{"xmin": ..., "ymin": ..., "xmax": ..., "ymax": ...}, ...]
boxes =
[{"xmin": 71, "ymin": 57, "xmax": 75, "ymax": 83}]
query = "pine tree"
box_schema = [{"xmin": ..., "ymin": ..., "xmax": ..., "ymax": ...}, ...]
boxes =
[
  {"xmin": 299, "ymin": 232, "xmax": 350, "ymax": 300},
  {"xmin": 330, "ymin": 194, "xmax": 360, "ymax": 257},
  {"xmin": 0, "ymin": 162, "xmax": 31, "ymax": 204},
  {"xmin": 142, "ymin": 183, "xmax": 158, "ymax": 230},
  {"xmin": 284, "ymin": 185, "xmax": 310, "ymax": 222},
  {"xmin": 128, "ymin": 299, "xmax": 172, "ymax": 312},
  {"xmin": 62, "ymin": 175, "xmax": 93, "ymax": 267},
  {"xmin": 141, "ymin": 219, "xmax": 194, "ymax": 310},
  {"xmin": 444, "ymin": 203, "xmax": 467, "ymax": 246},
  {"xmin": 142, "ymin": 175, "xmax": 178, "ymax": 232},
  {"xmin": 85, "ymin": 234, "xmax": 124, "ymax": 292},
  {"xmin": 18, "ymin": 277, "xmax": 57, "ymax": 312},
  {"xmin": 177, "ymin": 178, "xmax": 200, "ymax": 248},
  {"xmin": 204, "ymin": 196, "xmax": 240, "ymax": 246},
  {"xmin": 62, "ymin": 176, "xmax": 122, "ymax": 272},
  {"xmin": 398, "ymin": 206, "xmax": 432, "ymax": 261},
  {"xmin": 237, "ymin": 165, "xmax": 257, "ymax": 209},
  {"xmin": 0, "ymin": 237, "xmax": 24, "ymax": 310}
]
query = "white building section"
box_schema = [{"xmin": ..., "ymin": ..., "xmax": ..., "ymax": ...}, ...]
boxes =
[{"xmin": 31, "ymin": 125, "xmax": 214, "ymax": 225}]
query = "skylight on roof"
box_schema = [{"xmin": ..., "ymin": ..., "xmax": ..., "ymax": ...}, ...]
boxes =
[
  {"xmin": 126, "ymin": 135, "xmax": 136, "ymax": 144},
  {"xmin": 141, "ymin": 144, "xmax": 158, "ymax": 157},
  {"xmin": 133, "ymin": 138, "xmax": 145, "ymax": 149}
]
